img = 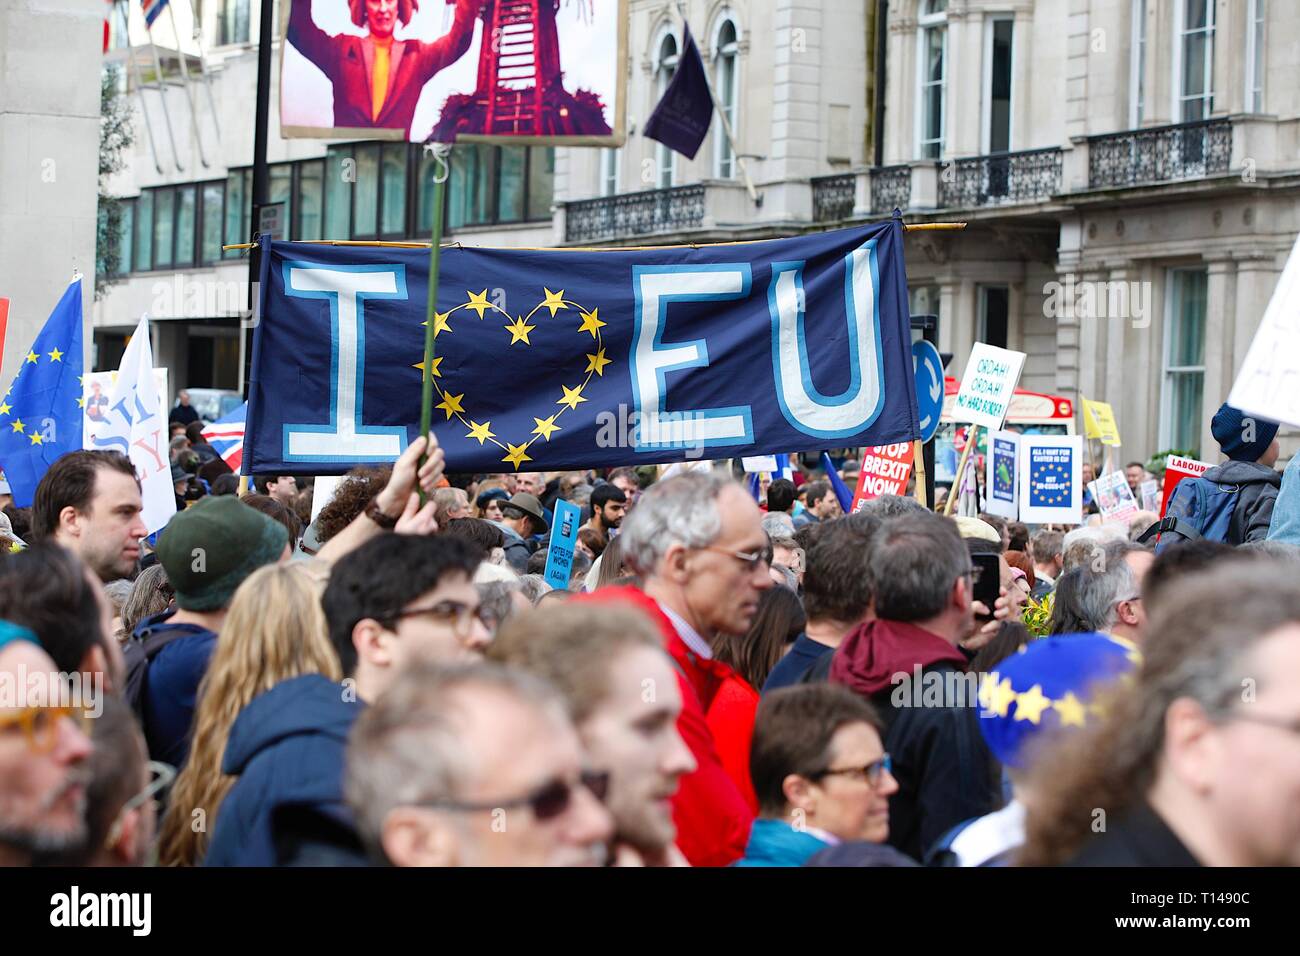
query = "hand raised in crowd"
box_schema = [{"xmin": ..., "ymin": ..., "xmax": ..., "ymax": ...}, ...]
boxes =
[
  {"xmin": 372, "ymin": 434, "xmax": 446, "ymax": 522},
  {"xmin": 963, "ymin": 585, "xmax": 1018, "ymax": 652}
]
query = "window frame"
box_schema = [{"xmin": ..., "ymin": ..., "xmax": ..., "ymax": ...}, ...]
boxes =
[
  {"xmin": 712, "ymin": 17, "xmax": 740, "ymax": 180},
  {"xmin": 916, "ymin": 4, "xmax": 948, "ymax": 160},
  {"xmin": 1129, "ymin": 0, "xmax": 1147, "ymax": 128},
  {"xmin": 1159, "ymin": 267, "xmax": 1209, "ymax": 454},
  {"xmin": 1245, "ymin": 0, "xmax": 1264, "ymax": 113},
  {"xmin": 1172, "ymin": 0, "xmax": 1216, "ymax": 123},
  {"xmin": 980, "ymin": 14, "xmax": 1015, "ymax": 155},
  {"xmin": 653, "ymin": 26, "xmax": 680, "ymax": 189}
]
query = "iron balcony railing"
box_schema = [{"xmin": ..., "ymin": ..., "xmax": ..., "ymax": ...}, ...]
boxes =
[
  {"xmin": 1088, "ymin": 118, "xmax": 1232, "ymax": 188},
  {"xmin": 811, "ymin": 173, "xmax": 856, "ymax": 223},
  {"xmin": 939, "ymin": 147, "xmax": 1063, "ymax": 208},
  {"xmin": 870, "ymin": 165, "xmax": 912, "ymax": 216},
  {"xmin": 564, "ymin": 184, "xmax": 706, "ymax": 243}
]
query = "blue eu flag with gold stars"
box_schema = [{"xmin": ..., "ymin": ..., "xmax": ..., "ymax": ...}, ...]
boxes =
[{"xmin": 0, "ymin": 279, "xmax": 84, "ymax": 507}]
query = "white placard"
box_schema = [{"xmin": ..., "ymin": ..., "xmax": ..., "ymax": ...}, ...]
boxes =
[
  {"xmin": 1018, "ymin": 434, "xmax": 1083, "ymax": 525},
  {"xmin": 985, "ymin": 430, "xmax": 1020, "ymax": 520},
  {"xmin": 83, "ymin": 368, "xmax": 169, "ymax": 449},
  {"xmin": 951, "ymin": 343, "xmax": 1027, "ymax": 431},
  {"xmin": 1228, "ymin": 232, "xmax": 1300, "ymax": 428},
  {"xmin": 741, "ymin": 456, "xmax": 779, "ymax": 473}
]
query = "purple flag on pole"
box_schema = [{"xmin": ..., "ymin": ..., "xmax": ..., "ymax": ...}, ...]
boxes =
[{"xmin": 643, "ymin": 23, "xmax": 713, "ymax": 161}]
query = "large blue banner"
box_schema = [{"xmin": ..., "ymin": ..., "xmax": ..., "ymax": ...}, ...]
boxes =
[{"xmin": 246, "ymin": 221, "xmax": 919, "ymax": 474}]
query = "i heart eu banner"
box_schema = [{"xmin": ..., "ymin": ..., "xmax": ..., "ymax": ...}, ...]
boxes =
[{"xmin": 246, "ymin": 221, "xmax": 919, "ymax": 475}]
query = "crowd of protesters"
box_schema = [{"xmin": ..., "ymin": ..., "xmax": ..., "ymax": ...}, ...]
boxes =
[{"xmin": 1, "ymin": 399, "xmax": 1299, "ymax": 868}]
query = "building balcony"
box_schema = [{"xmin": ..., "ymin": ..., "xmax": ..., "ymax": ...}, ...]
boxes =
[
  {"xmin": 1087, "ymin": 118, "xmax": 1233, "ymax": 189},
  {"xmin": 938, "ymin": 148, "xmax": 1063, "ymax": 209},
  {"xmin": 562, "ymin": 184, "xmax": 707, "ymax": 244}
]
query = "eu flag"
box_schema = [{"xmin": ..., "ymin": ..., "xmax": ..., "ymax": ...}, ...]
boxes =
[{"xmin": 0, "ymin": 280, "xmax": 85, "ymax": 507}]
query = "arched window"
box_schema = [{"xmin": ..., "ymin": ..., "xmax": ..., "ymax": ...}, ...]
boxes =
[
  {"xmin": 654, "ymin": 30, "xmax": 680, "ymax": 188},
  {"xmin": 714, "ymin": 19, "xmax": 739, "ymax": 179}
]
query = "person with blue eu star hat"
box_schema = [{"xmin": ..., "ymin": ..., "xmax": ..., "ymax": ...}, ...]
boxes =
[{"xmin": 927, "ymin": 632, "xmax": 1137, "ymax": 866}]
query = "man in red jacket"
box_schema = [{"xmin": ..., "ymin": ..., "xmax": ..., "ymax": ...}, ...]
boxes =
[{"xmin": 576, "ymin": 471, "xmax": 770, "ymax": 866}]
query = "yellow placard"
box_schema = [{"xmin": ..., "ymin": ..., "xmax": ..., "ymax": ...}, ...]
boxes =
[{"xmin": 1082, "ymin": 398, "xmax": 1122, "ymax": 446}]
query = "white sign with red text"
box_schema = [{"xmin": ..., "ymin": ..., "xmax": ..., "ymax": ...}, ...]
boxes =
[{"xmin": 851, "ymin": 443, "xmax": 915, "ymax": 511}]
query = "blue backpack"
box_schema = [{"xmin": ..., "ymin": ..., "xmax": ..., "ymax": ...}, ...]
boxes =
[{"xmin": 1144, "ymin": 476, "xmax": 1244, "ymax": 551}]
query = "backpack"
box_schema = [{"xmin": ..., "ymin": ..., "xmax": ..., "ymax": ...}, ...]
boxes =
[
  {"xmin": 121, "ymin": 625, "xmax": 191, "ymax": 719},
  {"xmin": 1143, "ymin": 476, "xmax": 1244, "ymax": 551}
]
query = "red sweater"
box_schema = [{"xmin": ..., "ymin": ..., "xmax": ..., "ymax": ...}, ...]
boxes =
[
  {"xmin": 705, "ymin": 673, "xmax": 760, "ymax": 814},
  {"xmin": 574, "ymin": 587, "xmax": 754, "ymax": 867}
]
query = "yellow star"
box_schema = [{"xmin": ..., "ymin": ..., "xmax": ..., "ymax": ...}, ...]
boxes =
[
  {"xmin": 412, "ymin": 356, "xmax": 443, "ymax": 380},
  {"xmin": 28, "ymin": 432, "xmax": 44, "ymax": 446},
  {"xmin": 435, "ymin": 392, "xmax": 465, "ymax": 420},
  {"xmin": 25, "ymin": 350, "xmax": 38, "ymax": 364},
  {"xmin": 76, "ymin": 397, "xmax": 87, "ymax": 409},
  {"xmin": 465, "ymin": 290, "xmax": 492, "ymax": 318},
  {"xmin": 531, "ymin": 414, "xmax": 561, "ymax": 442},
  {"xmin": 1012, "ymin": 684, "xmax": 1053, "ymax": 725},
  {"xmin": 9, "ymin": 419, "xmax": 24, "ymax": 434},
  {"xmin": 504, "ymin": 315, "xmax": 535, "ymax": 345},
  {"xmin": 987, "ymin": 675, "xmax": 1018, "ymax": 718},
  {"xmin": 76, "ymin": 376, "xmax": 84, "ymax": 387},
  {"xmin": 47, "ymin": 347, "xmax": 63, "ymax": 362},
  {"xmin": 502, "ymin": 443, "xmax": 533, "ymax": 470},
  {"xmin": 0, "ymin": 401, "xmax": 9, "ymax": 416},
  {"xmin": 1053, "ymin": 691, "xmax": 1088, "ymax": 728},
  {"xmin": 556, "ymin": 383, "xmax": 587, "ymax": 411},
  {"xmin": 541, "ymin": 288, "xmax": 567, "ymax": 317},
  {"xmin": 465, "ymin": 420, "xmax": 495, "ymax": 445},
  {"xmin": 427, "ymin": 311, "xmax": 452, "ymax": 338},
  {"xmin": 585, "ymin": 348, "xmax": 611, "ymax": 376},
  {"xmin": 577, "ymin": 308, "xmax": 606, "ymax": 338}
]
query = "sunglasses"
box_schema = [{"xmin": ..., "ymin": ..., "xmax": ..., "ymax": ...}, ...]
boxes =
[
  {"xmin": 0, "ymin": 705, "xmax": 91, "ymax": 754},
  {"xmin": 424, "ymin": 769, "xmax": 609, "ymax": 822}
]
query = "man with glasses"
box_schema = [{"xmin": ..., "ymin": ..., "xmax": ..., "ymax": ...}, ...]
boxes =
[
  {"xmin": 738, "ymin": 683, "xmax": 906, "ymax": 866},
  {"xmin": 205, "ymin": 534, "xmax": 488, "ymax": 866},
  {"xmin": 829, "ymin": 511, "xmax": 1000, "ymax": 861},
  {"xmin": 346, "ymin": 661, "xmax": 614, "ymax": 866},
  {"xmin": 586, "ymin": 471, "xmax": 770, "ymax": 866},
  {"xmin": 0, "ymin": 622, "xmax": 94, "ymax": 867}
]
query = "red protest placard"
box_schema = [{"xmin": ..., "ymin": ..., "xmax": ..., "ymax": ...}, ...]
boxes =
[
  {"xmin": 852, "ymin": 442, "xmax": 915, "ymax": 512},
  {"xmin": 1159, "ymin": 455, "xmax": 1211, "ymax": 517}
]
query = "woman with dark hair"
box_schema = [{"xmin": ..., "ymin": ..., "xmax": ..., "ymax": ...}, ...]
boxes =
[
  {"xmin": 705, "ymin": 585, "xmax": 809, "ymax": 814},
  {"xmin": 287, "ymin": 0, "xmax": 480, "ymax": 134}
]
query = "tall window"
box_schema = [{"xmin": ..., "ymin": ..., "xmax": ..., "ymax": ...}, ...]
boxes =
[
  {"xmin": 133, "ymin": 190, "xmax": 153, "ymax": 271},
  {"xmin": 174, "ymin": 185, "xmax": 197, "ymax": 267},
  {"xmin": 713, "ymin": 19, "xmax": 739, "ymax": 179},
  {"xmin": 200, "ymin": 182, "xmax": 224, "ymax": 265},
  {"xmin": 1130, "ymin": 0, "xmax": 1147, "ymax": 127},
  {"xmin": 1162, "ymin": 268, "xmax": 1207, "ymax": 455},
  {"xmin": 1176, "ymin": 0, "xmax": 1215, "ymax": 122},
  {"xmin": 1245, "ymin": 0, "xmax": 1265, "ymax": 113},
  {"xmin": 218, "ymin": 0, "xmax": 251, "ymax": 47},
  {"xmin": 918, "ymin": 0, "xmax": 947, "ymax": 159},
  {"xmin": 600, "ymin": 148, "xmax": 620, "ymax": 196},
  {"xmin": 297, "ymin": 160, "xmax": 324, "ymax": 241},
  {"xmin": 984, "ymin": 17, "xmax": 1013, "ymax": 153},
  {"xmin": 654, "ymin": 31, "xmax": 679, "ymax": 188},
  {"xmin": 978, "ymin": 286, "xmax": 1009, "ymax": 349},
  {"xmin": 153, "ymin": 188, "xmax": 175, "ymax": 269}
]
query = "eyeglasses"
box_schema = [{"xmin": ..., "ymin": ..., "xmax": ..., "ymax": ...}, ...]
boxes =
[
  {"xmin": 700, "ymin": 546, "xmax": 769, "ymax": 571},
  {"xmin": 0, "ymin": 705, "xmax": 92, "ymax": 754},
  {"xmin": 383, "ymin": 600, "xmax": 492, "ymax": 639},
  {"xmin": 423, "ymin": 769, "xmax": 610, "ymax": 822},
  {"xmin": 105, "ymin": 761, "xmax": 176, "ymax": 851},
  {"xmin": 814, "ymin": 754, "xmax": 893, "ymax": 788}
]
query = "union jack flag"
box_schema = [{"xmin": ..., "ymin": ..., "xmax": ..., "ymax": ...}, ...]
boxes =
[
  {"xmin": 141, "ymin": 0, "xmax": 169, "ymax": 28},
  {"xmin": 201, "ymin": 402, "xmax": 247, "ymax": 472}
]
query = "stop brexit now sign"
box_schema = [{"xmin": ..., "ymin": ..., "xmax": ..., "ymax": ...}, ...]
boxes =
[{"xmin": 852, "ymin": 442, "xmax": 915, "ymax": 512}]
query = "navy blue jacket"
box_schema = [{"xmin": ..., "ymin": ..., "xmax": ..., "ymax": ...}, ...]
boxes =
[
  {"xmin": 136, "ymin": 610, "xmax": 218, "ymax": 768},
  {"xmin": 204, "ymin": 674, "xmax": 365, "ymax": 867},
  {"xmin": 761, "ymin": 633, "xmax": 834, "ymax": 694}
]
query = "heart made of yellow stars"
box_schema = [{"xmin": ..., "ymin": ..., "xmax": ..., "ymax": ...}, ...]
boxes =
[{"xmin": 414, "ymin": 288, "xmax": 611, "ymax": 470}]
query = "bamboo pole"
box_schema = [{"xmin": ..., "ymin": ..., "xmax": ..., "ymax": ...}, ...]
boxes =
[
  {"xmin": 912, "ymin": 438, "xmax": 928, "ymax": 509},
  {"xmin": 418, "ymin": 144, "xmax": 452, "ymax": 503},
  {"xmin": 944, "ymin": 424, "xmax": 979, "ymax": 517},
  {"xmin": 222, "ymin": 221, "xmax": 968, "ymax": 253}
]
